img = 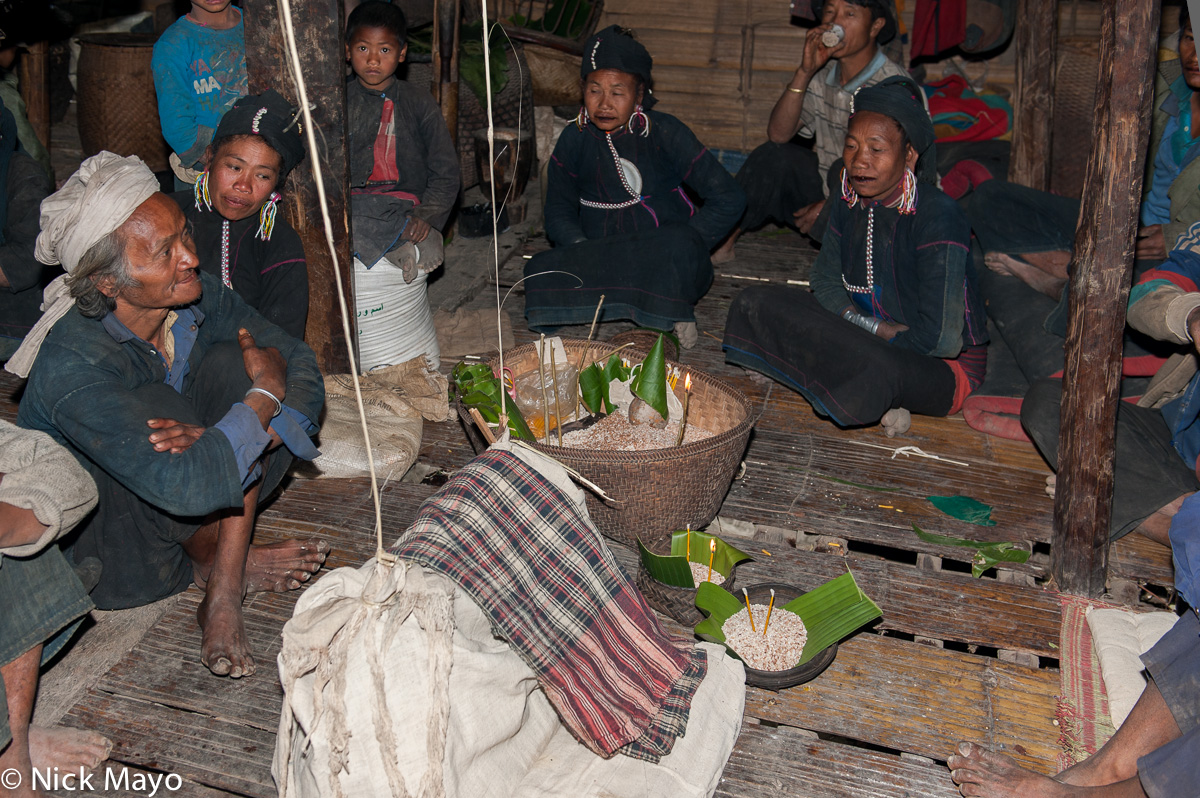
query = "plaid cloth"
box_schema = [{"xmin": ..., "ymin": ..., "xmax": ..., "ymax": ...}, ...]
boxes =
[{"xmin": 391, "ymin": 449, "xmax": 707, "ymax": 762}]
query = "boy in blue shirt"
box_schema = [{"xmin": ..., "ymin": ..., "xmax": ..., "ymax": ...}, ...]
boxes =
[{"xmin": 152, "ymin": 0, "xmax": 249, "ymax": 182}]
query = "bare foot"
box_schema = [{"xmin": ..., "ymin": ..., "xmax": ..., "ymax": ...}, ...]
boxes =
[
  {"xmin": 674, "ymin": 321, "xmax": 699, "ymax": 350},
  {"xmin": 743, "ymin": 367, "xmax": 774, "ymax": 387},
  {"xmin": 28, "ymin": 725, "xmax": 112, "ymax": 772},
  {"xmin": 194, "ymin": 537, "xmax": 330, "ymax": 594},
  {"xmin": 1045, "ymin": 474, "xmax": 1056, "ymax": 498},
  {"xmin": 712, "ymin": 229, "xmax": 741, "ymax": 264},
  {"xmin": 983, "ymin": 252, "xmax": 1068, "ymax": 299},
  {"xmin": 197, "ymin": 590, "xmax": 255, "ymax": 678},
  {"xmin": 881, "ymin": 408, "xmax": 911, "ymax": 438},
  {"xmin": 1134, "ymin": 492, "xmax": 1191, "ymax": 547},
  {"xmin": 947, "ymin": 742, "xmax": 1074, "ymax": 797}
]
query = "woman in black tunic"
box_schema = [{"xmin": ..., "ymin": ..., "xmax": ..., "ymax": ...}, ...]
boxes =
[
  {"xmin": 724, "ymin": 77, "xmax": 988, "ymax": 436},
  {"xmin": 174, "ymin": 89, "xmax": 310, "ymax": 340},
  {"xmin": 523, "ymin": 26, "xmax": 745, "ymax": 349}
]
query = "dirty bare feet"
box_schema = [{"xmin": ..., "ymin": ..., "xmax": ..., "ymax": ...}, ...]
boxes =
[
  {"xmin": 881, "ymin": 408, "xmax": 911, "ymax": 438},
  {"xmin": 1045, "ymin": 474, "xmax": 1056, "ymax": 498},
  {"xmin": 198, "ymin": 589, "xmax": 254, "ymax": 678},
  {"xmin": 194, "ymin": 537, "xmax": 330, "ymax": 594},
  {"xmin": 29, "ymin": 726, "xmax": 113, "ymax": 773},
  {"xmin": 743, "ymin": 367, "xmax": 774, "ymax": 387},
  {"xmin": 674, "ymin": 321, "xmax": 699, "ymax": 350},
  {"xmin": 947, "ymin": 742, "xmax": 1094, "ymax": 797},
  {"xmin": 984, "ymin": 252, "xmax": 1068, "ymax": 299}
]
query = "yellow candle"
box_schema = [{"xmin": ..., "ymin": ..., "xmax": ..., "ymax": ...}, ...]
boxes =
[
  {"xmin": 762, "ymin": 589, "xmax": 776, "ymax": 636},
  {"xmin": 686, "ymin": 524, "xmax": 692, "ymax": 560},
  {"xmin": 742, "ymin": 587, "xmax": 756, "ymax": 632},
  {"xmin": 706, "ymin": 538, "xmax": 716, "ymax": 582}
]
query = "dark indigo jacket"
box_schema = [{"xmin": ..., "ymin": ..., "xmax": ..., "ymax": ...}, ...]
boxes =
[
  {"xmin": 812, "ymin": 187, "xmax": 988, "ymax": 359},
  {"xmin": 17, "ymin": 271, "xmax": 324, "ymax": 517},
  {"xmin": 544, "ymin": 110, "xmax": 745, "ymax": 250}
]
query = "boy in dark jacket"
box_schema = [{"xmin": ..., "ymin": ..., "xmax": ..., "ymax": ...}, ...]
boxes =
[{"xmin": 345, "ymin": 0, "xmax": 460, "ymax": 278}]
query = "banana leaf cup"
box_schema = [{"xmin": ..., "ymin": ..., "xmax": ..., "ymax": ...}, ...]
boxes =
[
  {"xmin": 636, "ymin": 530, "xmax": 753, "ymax": 625},
  {"xmin": 694, "ymin": 572, "xmax": 882, "ymax": 690}
]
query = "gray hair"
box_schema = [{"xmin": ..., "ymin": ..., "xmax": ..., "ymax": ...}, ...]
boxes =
[{"xmin": 67, "ymin": 227, "xmax": 137, "ymax": 318}]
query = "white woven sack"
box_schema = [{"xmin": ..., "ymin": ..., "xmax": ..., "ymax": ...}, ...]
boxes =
[
  {"xmin": 355, "ymin": 255, "xmax": 440, "ymax": 372},
  {"xmin": 302, "ymin": 375, "xmax": 423, "ymax": 481}
]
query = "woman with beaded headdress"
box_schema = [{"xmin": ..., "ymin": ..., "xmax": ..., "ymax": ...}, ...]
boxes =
[
  {"xmin": 723, "ymin": 76, "xmax": 988, "ymax": 437},
  {"xmin": 522, "ymin": 25, "xmax": 745, "ymax": 349},
  {"xmin": 177, "ymin": 89, "xmax": 310, "ymax": 340}
]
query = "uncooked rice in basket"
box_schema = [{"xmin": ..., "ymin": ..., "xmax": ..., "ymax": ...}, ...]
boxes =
[
  {"xmin": 688, "ymin": 561, "xmax": 726, "ymax": 587},
  {"xmin": 721, "ymin": 605, "xmax": 808, "ymax": 671}
]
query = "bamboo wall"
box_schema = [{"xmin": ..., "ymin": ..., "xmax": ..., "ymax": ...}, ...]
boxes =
[{"xmin": 598, "ymin": 0, "xmax": 1107, "ymax": 154}]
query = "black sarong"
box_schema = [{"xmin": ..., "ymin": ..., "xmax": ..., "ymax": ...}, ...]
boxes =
[
  {"xmin": 523, "ymin": 223, "xmax": 712, "ymax": 331},
  {"xmin": 735, "ymin": 141, "xmax": 826, "ymax": 232},
  {"xmin": 723, "ymin": 286, "xmax": 956, "ymax": 426}
]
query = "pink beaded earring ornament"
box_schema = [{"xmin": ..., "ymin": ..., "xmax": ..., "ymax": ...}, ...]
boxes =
[
  {"xmin": 898, "ymin": 168, "xmax": 918, "ymax": 215},
  {"xmin": 628, "ymin": 104, "xmax": 651, "ymax": 137},
  {"xmin": 840, "ymin": 168, "xmax": 858, "ymax": 207},
  {"xmin": 574, "ymin": 106, "xmax": 590, "ymax": 130},
  {"xmin": 256, "ymin": 192, "xmax": 281, "ymax": 241},
  {"xmin": 193, "ymin": 170, "xmax": 212, "ymax": 211}
]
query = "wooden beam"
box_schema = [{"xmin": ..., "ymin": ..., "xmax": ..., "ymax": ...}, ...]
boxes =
[
  {"xmin": 1007, "ymin": 0, "xmax": 1057, "ymax": 189},
  {"xmin": 17, "ymin": 42, "xmax": 51, "ymax": 155},
  {"xmin": 1052, "ymin": 0, "xmax": 1160, "ymax": 596},
  {"xmin": 242, "ymin": 0, "xmax": 355, "ymax": 374},
  {"xmin": 431, "ymin": 0, "xmax": 462, "ymax": 141}
]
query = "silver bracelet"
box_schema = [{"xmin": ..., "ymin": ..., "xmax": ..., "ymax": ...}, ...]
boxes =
[
  {"xmin": 246, "ymin": 387, "xmax": 283, "ymax": 418},
  {"xmin": 842, "ymin": 308, "xmax": 881, "ymax": 335}
]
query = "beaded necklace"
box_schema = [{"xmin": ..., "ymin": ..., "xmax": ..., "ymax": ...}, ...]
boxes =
[
  {"xmin": 219, "ymin": 219, "xmax": 232, "ymax": 288},
  {"xmin": 579, "ymin": 131, "xmax": 644, "ymax": 211},
  {"xmin": 839, "ymin": 169, "xmax": 918, "ymax": 295}
]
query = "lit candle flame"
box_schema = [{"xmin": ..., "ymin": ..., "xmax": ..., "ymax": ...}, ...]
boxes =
[
  {"xmin": 684, "ymin": 373, "xmax": 692, "ymax": 392},
  {"xmin": 706, "ymin": 538, "xmax": 716, "ymax": 583}
]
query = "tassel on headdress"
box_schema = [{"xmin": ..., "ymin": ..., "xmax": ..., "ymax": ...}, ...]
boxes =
[{"xmin": 194, "ymin": 170, "xmax": 212, "ymax": 211}]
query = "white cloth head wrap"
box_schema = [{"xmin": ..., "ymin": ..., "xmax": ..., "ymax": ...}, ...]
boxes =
[{"xmin": 5, "ymin": 152, "xmax": 161, "ymax": 378}]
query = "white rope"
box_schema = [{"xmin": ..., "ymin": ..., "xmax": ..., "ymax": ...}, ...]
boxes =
[
  {"xmin": 276, "ymin": 0, "xmax": 391, "ymax": 564},
  {"xmin": 847, "ymin": 440, "xmax": 971, "ymax": 468},
  {"xmin": 481, "ymin": 0, "xmax": 508, "ymax": 431}
]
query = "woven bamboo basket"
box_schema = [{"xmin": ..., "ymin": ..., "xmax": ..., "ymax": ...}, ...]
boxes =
[
  {"xmin": 635, "ymin": 561, "xmax": 740, "ymax": 626},
  {"xmin": 488, "ymin": 340, "xmax": 754, "ymax": 549},
  {"xmin": 76, "ymin": 33, "xmax": 171, "ymax": 173}
]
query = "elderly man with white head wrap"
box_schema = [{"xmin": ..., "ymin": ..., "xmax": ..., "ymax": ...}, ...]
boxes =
[{"xmin": 12, "ymin": 153, "xmax": 329, "ymax": 680}]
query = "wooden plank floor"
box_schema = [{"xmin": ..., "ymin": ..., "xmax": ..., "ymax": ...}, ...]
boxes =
[{"xmin": 4, "ymin": 224, "xmax": 1172, "ymax": 797}]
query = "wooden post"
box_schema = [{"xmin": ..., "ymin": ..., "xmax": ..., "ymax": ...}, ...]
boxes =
[
  {"xmin": 1052, "ymin": 0, "xmax": 1160, "ymax": 596},
  {"xmin": 17, "ymin": 42, "xmax": 51, "ymax": 156},
  {"xmin": 242, "ymin": 0, "xmax": 354, "ymax": 374},
  {"xmin": 431, "ymin": 0, "xmax": 462, "ymax": 140},
  {"xmin": 1007, "ymin": 0, "xmax": 1057, "ymax": 189}
]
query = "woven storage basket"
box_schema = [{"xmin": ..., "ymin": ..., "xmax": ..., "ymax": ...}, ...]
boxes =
[
  {"xmin": 636, "ymin": 561, "xmax": 739, "ymax": 626},
  {"xmin": 489, "ymin": 340, "xmax": 753, "ymax": 549},
  {"xmin": 76, "ymin": 33, "xmax": 171, "ymax": 172}
]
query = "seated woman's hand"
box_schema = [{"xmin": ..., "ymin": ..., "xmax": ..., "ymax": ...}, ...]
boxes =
[
  {"xmin": 875, "ymin": 320, "xmax": 910, "ymax": 341},
  {"xmin": 147, "ymin": 418, "xmax": 207, "ymax": 453},
  {"xmin": 402, "ymin": 216, "xmax": 432, "ymax": 244},
  {"xmin": 793, "ymin": 199, "xmax": 825, "ymax": 235}
]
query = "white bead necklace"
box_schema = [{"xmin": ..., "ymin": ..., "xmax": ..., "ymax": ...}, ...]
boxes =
[
  {"xmin": 219, "ymin": 219, "xmax": 232, "ymax": 288},
  {"xmin": 842, "ymin": 205, "xmax": 876, "ymax": 294},
  {"xmin": 579, "ymin": 132, "xmax": 644, "ymax": 210}
]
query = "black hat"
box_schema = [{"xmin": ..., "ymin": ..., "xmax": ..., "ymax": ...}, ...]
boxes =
[
  {"xmin": 580, "ymin": 25, "xmax": 657, "ymax": 108},
  {"xmin": 212, "ymin": 89, "xmax": 307, "ymax": 176},
  {"xmin": 852, "ymin": 75, "xmax": 936, "ymax": 182},
  {"xmin": 811, "ymin": 0, "xmax": 897, "ymax": 45}
]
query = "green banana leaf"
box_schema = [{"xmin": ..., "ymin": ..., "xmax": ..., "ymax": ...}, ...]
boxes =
[
  {"xmin": 911, "ymin": 524, "xmax": 1030, "ymax": 578},
  {"xmin": 927, "ymin": 495, "xmax": 997, "ymax": 526},
  {"xmin": 578, "ymin": 353, "xmax": 631, "ymax": 415},
  {"xmin": 452, "ymin": 360, "xmax": 535, "ymax": 440},
  {"xmin": 695, "ymin": 571, "xmax": 882, "ymax": 667},
  {"xmin": 628, "ymin": 334, "xmax": 669, "ymax": 421},
  {"xmin": 637, "ymin": 530, "xmax": 753, "ymax": 588}
]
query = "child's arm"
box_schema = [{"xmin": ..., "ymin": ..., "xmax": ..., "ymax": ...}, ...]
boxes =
[
  {"xmin": 151, "ymin": 31, "xmax": 213, "ymax": 168},
  {"xmin": 410, "ymin": 99, "xmax": 460, "ymax": 232}
]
